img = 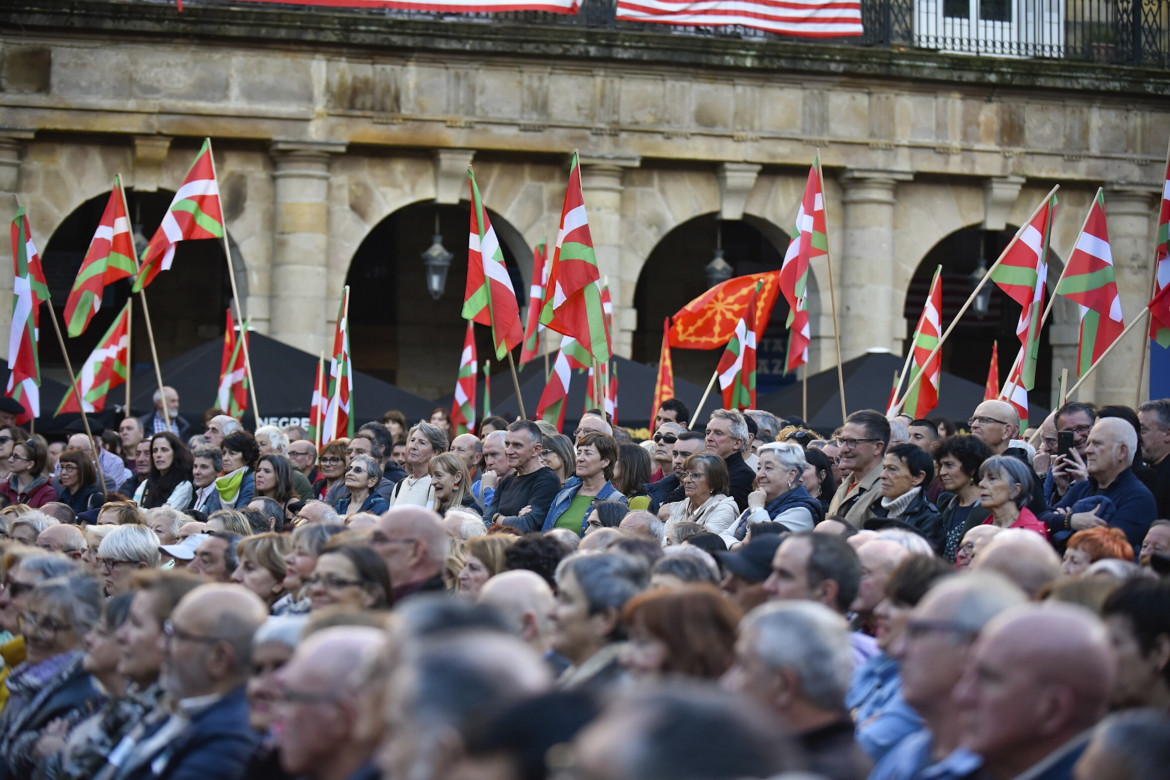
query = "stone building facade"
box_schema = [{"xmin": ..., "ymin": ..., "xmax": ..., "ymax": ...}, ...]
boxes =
[{"xmin": 1, "ymin": 0, "xmax": 1168, "ymax": 406}]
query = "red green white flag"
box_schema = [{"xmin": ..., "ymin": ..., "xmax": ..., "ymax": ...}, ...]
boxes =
[
  {"xmin": 540, "ymin": 152, "xmax": 612, "ymax": 364},
  {"xmin": 216, "ymin": 307, "xmax": 249, "ymax": 419},
  {"xmin": 1152, "ymin": 150, "xmax": 1170, "ymax": 347},
  {"xmin": 999, "ymin": 346, "xmax": 1029, "ymax": 430},
  {"xmin": 308, "ymin": 355, "xmax": 325, "ymax": 448},
  {"xmin": 536, "ymin": 338, "xmax": 574, "ymax": 433},
  {"xmin": 1148, "ymin": 283, "xmax": 1170, "ymax": 345},
  {"xmin": 6, "ymin": 207, "xmax": 50, "ymax": 423},
  {"xmin": 322, "ymin": 287, "xmax": 354, "ymax": 445},
  {"xmin": 717, "ymin": 282, "xmax": 760, "ymax": 410},
  {"xmin": 55, "ymin": 301, "xmax": 131, "ymax": 415},
  {"xmin": 607, "ymin": 362, "xmax": 619, "ymax": 424},
  {"xmin": 990, "ymin": 192, "xmax": 1057, "ymax": 391},
  {"xmin": 451, "ymin": 321, "xmax": 478, "ymax": 437},
  {"xmin": 652, "ymin": 317, "xmax": 675, "ymax": 422},
  {"xmin": 780, "ymin": 158, "xmax": 827, "ymax": 374},
  {"xmin": 901, "ymin": 266, "xmax": 942, "ymax": 418},
  {"xmin": 984, "ymin": 341, "xmax": 1000, "ymax": 402},
  {"xmin": 1056, "ymin": 189, "xmax": 1125, "ymax": 375},
  {"xmin": 482, "ymin": 361, "xmax": 492, "ymax": 420},
  {"xmin": 65, "ymin": 176, "xmax": 138, "ymax": 337},
  {"xmin": 463, "ymin": 169, "xmax": 524, "ymax": 360},
  {"xmin": 132, "ymin": 138, "xmax": 225, "ymax": 292},
  {"xmin": 519, "ymin": 241, "xmax": 549, "ymax": 365}
]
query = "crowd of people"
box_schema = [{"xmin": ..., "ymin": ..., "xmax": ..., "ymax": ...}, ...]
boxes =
[{"xmin": 0, "ymin": 385, "xmax": 1166, "ymax": 779}]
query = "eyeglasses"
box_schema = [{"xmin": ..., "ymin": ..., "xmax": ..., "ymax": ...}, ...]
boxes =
[
  {"xmin": 289, "ymin": 450, "xmax": 315, "ymax": 458},
  {"xmin": 682, "ymin": 471, "xmax": 707, "ymax": 482},
  {"xmin": 0, "ymin": 436, "xmax": 12, "ymax": 445},
  {"xmin": 905, "ymin": 619, "xmax": 978, "ymax": 641},
  {"xmin": 6, "ymin": 453, "xmax": 30, "ymax": 462},
  {"xmin": 835, "ymin": 438, "xmax": 880, "ymax": 449},
  {"xmin": 319, "ymin": 457, "xmax": 343, "ymax": 466},
  {"xmin": 59, "ymin": 463, "xmax": 79, "ymax": 473},
  {"xmin": 371, "ymin": 534, "xmax": 417, "ymax": 547},
  {"xmin": 345, "ymin": 466, "xmax": 367, "ymax": 474},
  {"xmin": 305, "ymin": 574, "xmax": 364, "ymax": 589},
  {"xmin": 18, "ymin": 612, "xmax": 68, "ymax": 636},
  {"xmin": 277, "ymin": 685, "xmax": 339, "ymax": 706},
  {"xmin": 163, "ymin": 619, "xmax": 223, "ymax": 645},
  {"xmin": 2, "ymin": 580, "xmax": 36, "ymax": 598},
  {"xmin": 968, "ymin": 415, "xmax": 1009, "ymax": 427},
  {"xmin": 1060, "ymin": 424, "xmax": 1093, "ymax": 436},
  {"xmin": 97, "ymin": 557, "xmax": 135, "ymax": 572},
  {"xmin": 653, "ymin": 434, "xmax": 678, "ymax": 444}
]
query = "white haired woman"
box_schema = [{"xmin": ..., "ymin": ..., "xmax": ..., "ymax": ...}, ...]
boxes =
[
  {"xmin": 96, "ymin": 525, "xmax": 161, "ymax": 597},
  {"xmin": 732, "ymin": 442, "xmax": 824, "ymax": 541},
  {"xmin": 387, "ymin": 422, "xmax": 446, "ymax": 509}
]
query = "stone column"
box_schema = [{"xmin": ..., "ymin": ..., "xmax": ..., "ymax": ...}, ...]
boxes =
[
  {"xmin": 269, "ymin": 141, "xmax": 346, "ymax": 357},
  {"xmin": 579, "ymin": 154, "xmax": 640, "ymax": 358},
  {"xmin": 838, "ymin": 168, "xmax": 914, "ymax": 362},
  {"xmin": 0, "ymin": 132, "xmax": 33, "ymax": 363},
  {"xmin": 1090, "ymin": 184, "xmax": 1160, "ymax": 404}
]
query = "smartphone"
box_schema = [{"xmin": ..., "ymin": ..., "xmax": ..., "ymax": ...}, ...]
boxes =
[{"xmin": 1058, "ymin": 430, "xmax": 1075, "ymax": 457}]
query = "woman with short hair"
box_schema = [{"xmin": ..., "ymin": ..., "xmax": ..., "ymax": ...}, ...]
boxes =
[
  {"xmin": 190, "ymin": 447, "xmax": 224, "ymax": 514},
  {"xmin": 0, "ymin": 438, "xmax": 54, "ymax": 509},
  {"xmin": 96, "ymin": 501, "xmax": 146, "ymax": 527},
  {"xmin": 867, "ymin": 443, "xmax": 944, "ymax": 552},
  {"xmin": 145, "ymin": 506, "xmax": 186, "ymax": 546},
  {"xmin": 274, "ymin": 523, "xmax": 347, "ymax": 616},
  {"xmin": 933, "ymin": 435, "xmax": 994, "ymax": 562},
  {"xmin": 54, "ymin": 449, "xmax": 104, "ymax": 513},
  {"xmin": 336, "ymin": 455, "xmax": 389, "ymax": 516},
  {"xmin": 307, "ymin": 544, "xmax": 392, "ymax": 612},
  {"xmin": 96, "ymin": 525, "xmax": 161, "ymax": 597},
  {"xmin": 543, "ymin": 432, "xmax": 626, "ymax": 536},
  {"xmin": 977, "ymin": 455, "xmax": 1048, "ymax": 539},
  {"xmin": 0, "ymin": 574, "xmax": 105, "ymax": 778},
  {"xmin": 313, "ymin": 440, "xmax": 348, "ymax": 501},
  {"xmin": 231, "ymin": 532, "xmax": 293, "ymax": 610},
  {"xmin": 664, "ymin": 454, "xmax": 739, "ymax": 548},
  {"xmin": 1061, "ymin": 526, "xmax": 1134, "ymax": 577},
  {"xmin": 620, "ymin": 584, "xmax": 742, "ymax": 679},
  {"xmin": 388, "ymin": 422, "xmax": 447, "ymax": 509},
  {"xmin": 216, "ymin": 431, "xmax": 259, "ymax": 510},
  {"xmin": 735, "ymin": 442, "xmax": 823, "ymax": 538}
]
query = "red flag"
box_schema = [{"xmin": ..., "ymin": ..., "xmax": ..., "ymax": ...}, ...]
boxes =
[
  {"xmin": 607, "ymin": 362, "xmax": 619, "ymax": 425},
  {"xmin": 1149, "ymin": 283, "xmax": 1170, "ymax": 341},
  {"xmin": 519, "ymin": 242, "xmax": 549, "ymax": 365},
  {"xmin": 716, "ymin": 283, "xmax": 759, "ymax": 410},
  {"xmin": 65, "ymin": 177, "xmax": 138, "ymax": 337},
  {"xmin": 536, "ymin": 339, "xmax": 574, "ymax": 432},
  {"xmin": 984, "ymin": 341, "xmax": 1000, "ymax": 402},
  {"xmin": 308, "ymin": 355, "xmax": 325, "ymax": 447},
  {"xmin": 7, "ymin": 207, "xmax": 50, "ymax": 423},
  {"xmin": 652, "ymin": 318, "xmax": 675, "ymax": 422},
  {"xmin": 450, "ymin": 322, "xmax": 478, "ymax": 436},
  {"xmin": 901, "ymin": 267, "xmax": 942, "ymax": 418},
  {"xmin": 55, "ymin": 302, "xmax": 131, "ymax": 415},
  {"xmin": 885, "ymin": 371, "xmax": 900, "ymax": 416},
  {"xmin": 216, "ymin": 308, "xmax": 249, "ymax": 419},
  {"xmin": 1152, "ymin": 148, "xmax": 1170, "ymax": 346},
  {"xmin": 463, "ymin": 169, "xmax": 524, "ymax": 360},
  {"xmin": 779, "ymin": 158, "xmax": 827, "ymax": 373},
  {"xmin": 669, "ymin": 271, "xmax": 782, "ymax": 349}
]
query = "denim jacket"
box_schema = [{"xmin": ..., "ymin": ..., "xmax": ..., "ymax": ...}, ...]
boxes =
[{"xmin": 541, "ymin": 477, "xmax": 626, "ymax": 534}]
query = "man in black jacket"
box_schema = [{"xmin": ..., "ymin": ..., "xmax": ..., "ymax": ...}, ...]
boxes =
[
  {"xmin": 705, "ymin": 409, "xmax": 755, "ymax": 512},
  {"xmin": 489, "ymin": 420, "xmax": 561, "ymax": 533}
]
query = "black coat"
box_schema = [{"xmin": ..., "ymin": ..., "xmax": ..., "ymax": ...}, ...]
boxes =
[{"xmin": 866, "ymin": 490, "xmax": 944, "ymax": 553}]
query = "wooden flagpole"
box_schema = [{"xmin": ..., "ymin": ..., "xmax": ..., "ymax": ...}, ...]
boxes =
[
  {"xmin": 205, "ymin": 145, "xmax": 261, "ymax": 423},
  {"xmin": 125, "ymin": 294, "xmax": 133, "ymax": 416},
  {"xmin": 816, "ymin": 155, "xmax": 848, "ymax": 422},
  {"xmin": 802, "ymin": 365, "xmax": 808, "ymax": 421},
  {"xmin": 115, "ymin": 178, "xmax": 170, "ymax": 430},
  {"xmin": 689, "ymin": 369, "xmax": 719, "ymax": 430},
  {"xmin": 897, "ymin": 184, "xmax": 1060, "ymax": 410},
  {"xmin": 1058, "ymin": 368, "xmax": 1069, "ymax": 407},
  {"xmin": 506, "ymin": 351, "xmax": 526, "ymax": 420},
  {"xmin": 1063, "ymin": 309, "xmax": 1151, "ymax": 401},
  {"xmin": 45, "ymin": 306, "xmax": 106, "ymax": 490}
]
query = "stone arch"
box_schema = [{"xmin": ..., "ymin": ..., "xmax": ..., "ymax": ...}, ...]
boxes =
[
  {"xmin": 343, "ymin": 197, "xmax": 529, "ymax": 399},
  {"xmin": 38, "ymin": 186, "xmax": 245, "ymax": 374}
]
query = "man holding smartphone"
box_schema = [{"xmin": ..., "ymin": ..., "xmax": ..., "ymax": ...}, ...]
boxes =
[{"xmin": 1047, "ymin": 402, "xmax": 1097, "ymax": 503}]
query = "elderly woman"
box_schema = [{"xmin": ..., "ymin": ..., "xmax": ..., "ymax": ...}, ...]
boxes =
[
  {"xmin": 54, "ymin": 449, "xmax": 104, "ymax": 513},
  {"xmin": 336, "ymin": 455, "xmax": 389, "ymax": 516},
  {"xmin": 10, "ymin": 512, "xmax": 55, "ymax": 546},
  {"xmin": 230, "ymin": 532, "xmax": 292, "ymax": 610},
  {"xmin": 456, "ymin": 535, "xmax": 517, "ymax": 598},
  {"xmin": 1061, "ymin": 526, "xmax": 1135, "ymax": 577},
  {"xmin": 933, "ymin": 435, "xmax": 994, "ymax": 563},
  {"xmin": 133, "ymin": 432, "xmax": 193, "ymax": 510},
  {"xmin": 253, "ymin": 454, "xmax": 296, "ymax": 513},
  {"xmin": 145, "ymin": 506, "xmax": 186, "ymax": 547},
  {"xmin": 540, "ymin": 434, "xmax": 576, "ymax": 487},
  {"xmin": 96, "ymin": 525, "xmax": 161, "ymax": 597},
  {"xmin": 216, "ymin": 431, "xmax": 258, "ymax": 510},
  {"xmin": 620, "ymin": 584, "xmax": 742, "ymax": 680},
  {"xmin": 245, "ymin": 615, "xmax": 309, "ymax": 777},
  {"xmin": 307, "ymin": 543, "xmax": 392, "ymax": 612},
  {"xmin": 429, "ymin": 452, "xmax": 481, "ymax": 516},
  {"xmin": 736, "ymin": 442, "xmax": 824, "ymax": 538},
  {"xmin": 664, "ymin": 454, "xmax": 739, "ymax": 548},
  {"xmin": 96, "ymin": 501, "xmax": 146, "ymax": 527},
  {"xmin": 388, "ymin": 422, "xmax": 447, "ymax": 509},
  {"xmin": 0, "ymin": 552, "xmax": 78, "ymax": 695},
  {"xmin": 206, "ymin": 509, "xmax": 252, "ymax": 537},
  {"xmin": 0, "ymin": 574, "xmax": 105, "ymax": 778},
  {"xmin": 190, "ymin": 447, "xmax": 223, "ymax": 514},
  {"xmin": 551, "ymin": 552, "xmax": 650, "ymax": 692},
  {"xmin": 0, "ymin": 438, "xmax": 54, "ymax": 509},
  {"xmin": 866, "ymin": 443, "xmax": 943, "ymax": 552},
  {"xmin": 79, "ymin": 526, "xmax": 115, "ymax": 574},
  {"xmin": 977, "ymin": 455, "xmax": 1048, "ymax": 539},
  {"xmin": 273, "ymin": 523, "xmax": 346, "ymax": 616},
  {"xmin": 543, "ymin": 433, "xmax": 626, "ymax": 535},
  {"xmin": 313, "ymin": 440, "xmax": 348, "ymax": 500}
]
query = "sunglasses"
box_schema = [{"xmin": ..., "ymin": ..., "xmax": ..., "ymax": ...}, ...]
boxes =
[{"xmin": 653, "ymin": 434, "xmax": 678, "ymax": 444}]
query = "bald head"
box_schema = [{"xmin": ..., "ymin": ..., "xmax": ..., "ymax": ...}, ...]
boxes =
[
  {"xmin": 36, "ymin": 524, "xmax": 86, "ymax": 557},
  {"xmin": 972, "ymin": 530, "xmax": 1061, "ymax": 599},
  {"xmin": 478, "ymin": 570, "xmax": 556, "ymax": 651},
  {"xmin": 971, "ymin": 400, "xmax": 1020, "ymax": 454},
  {"xmin": 285, "ymin": 626, "xmax": 385, "ymax": 696},
  {"xmin": 163, "ymin": 584, "xmax": 268, "ymax": 698},
  {"xmin": 956, "ymin": 603, "xmax": 1114, "ymax": 778},
  {"xmin": 374, "ymin": 507, "xmax": 448, "ymax": 588}
]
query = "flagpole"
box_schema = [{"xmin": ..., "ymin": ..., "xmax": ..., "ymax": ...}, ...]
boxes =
[
  {"xmin": 125, "ymin": 294, "xmax": 133, "ymax": 416},
  {"xmin": 1058, "ymin": 368, "xmax": 1069, "ymax": 407},
  {"xmin": 897, "ymin": 184, "xmax": 1061, "ymax": 410},
  {"xmin": 816, "ymin": 155, "xmax": 848, "ymax": 422},
  {"xmin": 506, "ymin": 351, "xmax": 527, "ymax": 419},
  {"xmin": 802, "ymin": 365, "xmax": 808, "ymax": 421},
  {"xmin": 45, "ymin": 306, "xmax": 106, "ymax": 490},
  {"xmin": 205, "ymin": 143, "xmax": 261, "ymax": 423},
  {"xmin": 1064, "ymin": 309, "xmax": 1151, "ymax": 401},
  {"xmin": 1136, "ymin": 261, "xmax": 1159, "ymax": 408},
  {"xmin": 689, "ymin": 370, "xmax": 719, "ymax": 430},
  {"xmin": 115, "ymin": 177, "xmax": 170, "ymax": 430}
]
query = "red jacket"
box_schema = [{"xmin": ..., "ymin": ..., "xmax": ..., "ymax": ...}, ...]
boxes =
[{"xmin": 0, "ymin": 475, "xmax": 57, "ymax": 508}]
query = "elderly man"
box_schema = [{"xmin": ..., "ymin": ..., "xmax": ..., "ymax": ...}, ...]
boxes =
[
  {"xmin": 618, "ymin": 510, "xmax": 665, "ymax": 545},
  {"xmin": 969, "ymin": 399, "xmax": 1019, "ymax": 456},
  {"xmin": 288, "ymin": 439, "xmax": 319, "ymax": 486},
  {"xmin": 1046, "ymin": 417, "xmax": 1157, "ymax": 548},
  {"xmin": 705, "ymin": 409, "xmax": 755, "ymax": 512},
  {"xmin": 118, "ymin": 417, "xmax": 144, "ymax": 467},
  {"xmin": 827, "ymin": 410, "xmax": 890, "ymax": 528},
  {"xmin": 35, "ymin": 524, "xmax": 87, "ymax": 559},
  {"xmin": 972, "ymin": 529, "xmax": 1061, "ymax": 599},
  {"xmin": 255, "ymin": 425, "xmax": 314, "ymax": 501},
  {"xmin": 139, "ymin": 385, "xmax": 190, "ymax": 439},
  {"xmin": 65, "ymin": 431, "xmax": 125, "ymax": 492},
  {"xmin": 1139, "ymin": 399, "xmax": 1170, "ymax": 517},
  {"xmin": 187, "ymin": 533, "xmax": 239, "ymax": 582},
  {"xmin": 653, "ymin": 398, "xmax": 690, "ymax": 429},
  {"xmin": 723, "ymin": 601, "xmax": 870, "ymax": 779},
  {"xmin": 478, "ymin": 570, "xmax": 565, "ymax": 673},
  {"xmin": 472, "ymin": 430, "xmax": 511, "ymax": 510},
  {"xmin": 574, "ymin": 411, "xmax": 612, "ymax": 443},
  {"xmin": 869, "ymin": 572, "xmax": 1027, "ymax": 780},
  {"xmin": 488, "ymin": 420, "xmax": 561, "ymax": 533},
  {"xmin": 764, "ymin": 530, "xmax": 878, "ymax": 665},
  {"xmin": 646, "ymin": 430, "xmax": 704, "ymax": 513},
  {"xmin": 745, "ymin": 409, "xmax": 780, "ymax": 453},
  {"xmin": 953, "ymin": 603, "xmax": 1114, "ymax": 780},
  {"xmin": 116, "ymin": 584, "xmax": 267, "ymax": 780},
  {"xmin": 648, "ymin": 421, "xmax": 685, "ymax": 482},
  {"xmin": 851, "ymin": 539, "xmax": 910, "ymax": 636},
  {"xmin": 372, "ymin": 506, "xmax": 448, "ymax": 601},
  {"xmin": 273, "ymin": 626, "xmax": 385, "ymax": 780},
  {"xmin": 450, "ymin": 433, "xmax": 483, "ymax": 483},
  {"xmin": 205, "ymin": 414, "xmax": 242, "ymax": 448},
  {"xmin": 293, "ymin": 499, "xmax": 341, "ymax": 526}
]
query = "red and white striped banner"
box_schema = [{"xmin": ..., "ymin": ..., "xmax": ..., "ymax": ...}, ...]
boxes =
[
  {"xmin": 226, "ymin": 0, "xmax": 580, "ymax": 13},
  {"xmin": 616, "ymin": 0, "xmax": 863, "ymax": 37}
]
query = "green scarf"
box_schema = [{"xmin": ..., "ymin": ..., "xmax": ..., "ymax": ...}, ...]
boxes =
[{"xmin": 215, "ymin": 467, "xmax": 248, "ymax": 508}]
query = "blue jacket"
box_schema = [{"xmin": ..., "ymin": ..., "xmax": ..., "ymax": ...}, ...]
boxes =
[
  {"xmin": 541, "ymin": 477, "xmax": 626, "ymax": 533},
  {"xmin": 337, "ymin": 492, "xmax": 390, "ymax": 516},
  {"xmin": 644, "ymin": 474, "xmax": 682, "ymax": 514},
  {"xmin": 845, "ymin": 653, "xmax": 924, "ymax": 763},
  {"xmin": 121, "ymin": 686, "xmax": 260, "ymax": 780},
  {"xmin": 1044, "ymin": 466, "xmax": 1156, "ymax": 549}
]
